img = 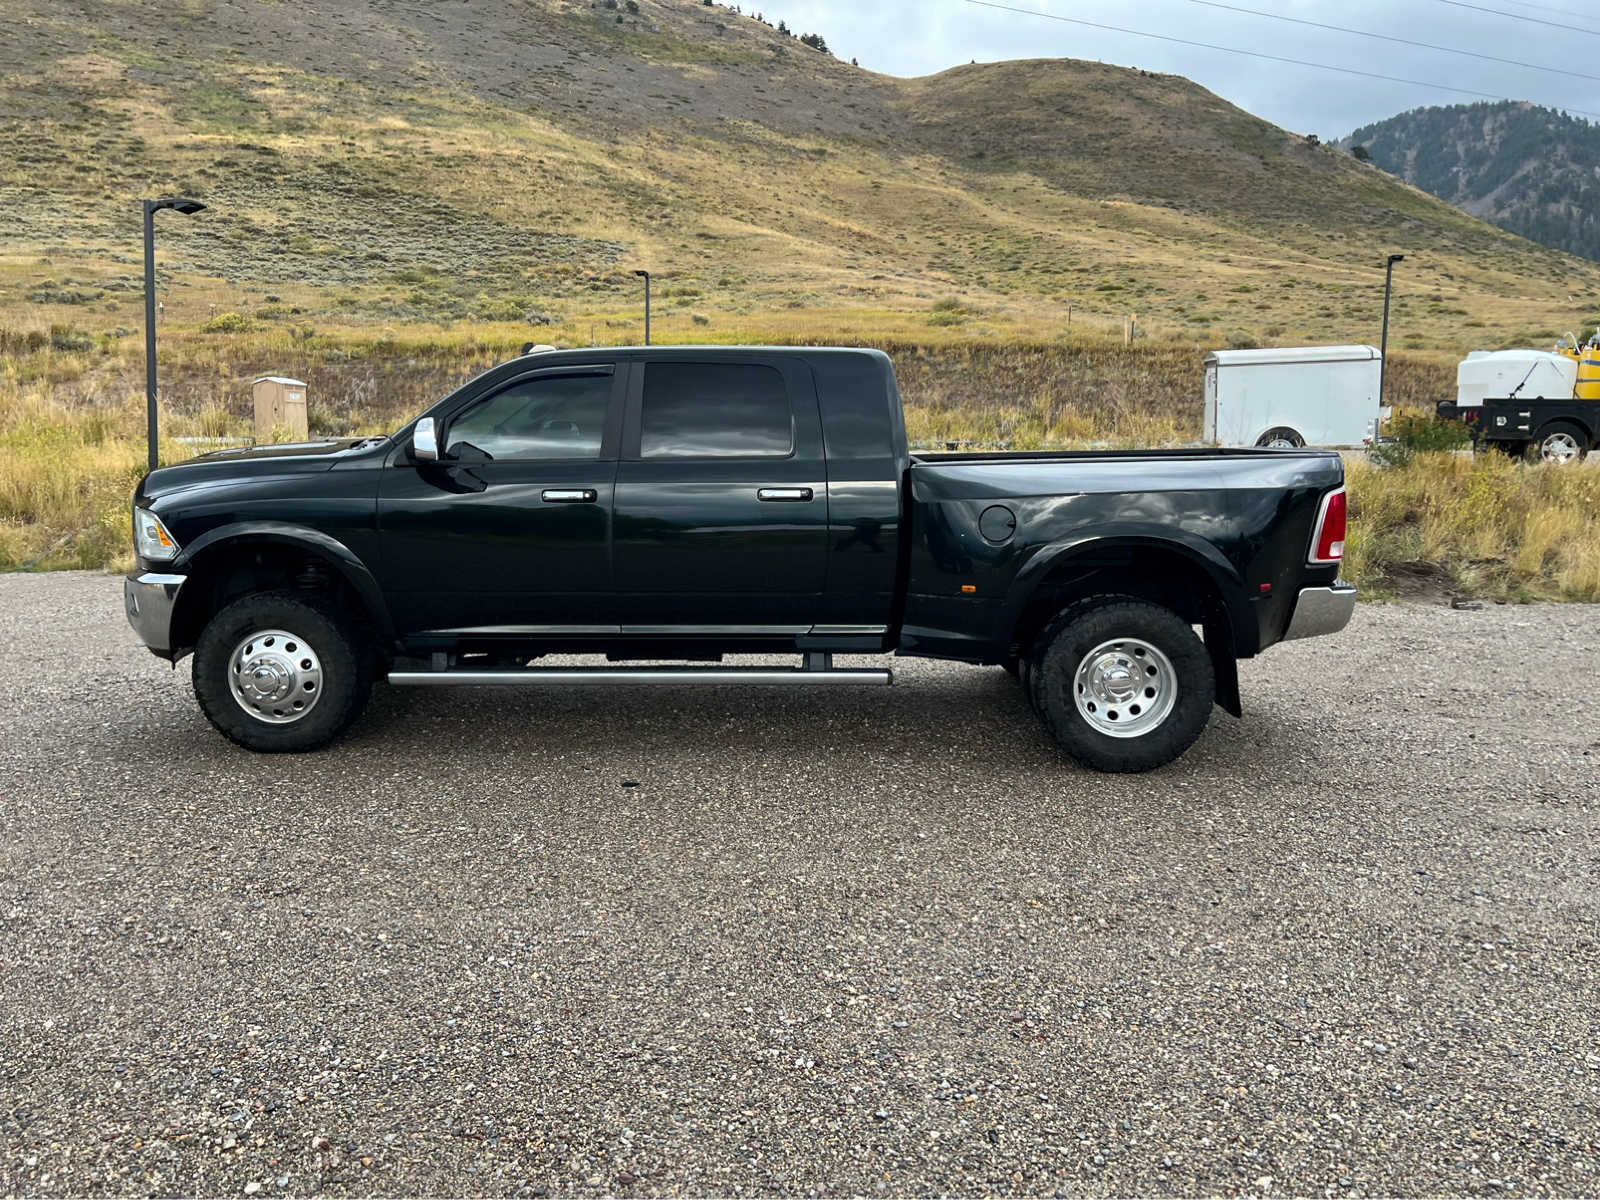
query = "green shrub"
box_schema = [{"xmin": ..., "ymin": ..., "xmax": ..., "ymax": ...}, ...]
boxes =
[
  {"xmin": 1370, "ymin": 411, "xmax": 1471, "ymax": 469},
  {"xmin": 49, "ymin": 324, "xmax": 93, "ymax": 351},
  {"xmin": 200, "ymin": 311, "xmax": 252, "ymax": 334},
  {"xmin": 0, "ymin": 328, "xmax": 49, "ymax": 355}
]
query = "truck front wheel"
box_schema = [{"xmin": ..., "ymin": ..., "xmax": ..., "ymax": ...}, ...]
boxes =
[
  {"xmin": 192, "ymin": 590, "xmax": 373, "ymax": 753},
  {"xmin": 1036, "ymin": 599, "xmax": 1216, "ymax": 773}
]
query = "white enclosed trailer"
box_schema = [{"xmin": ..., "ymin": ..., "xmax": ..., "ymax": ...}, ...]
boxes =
[{"xmin": 1204, "ymin": 345, "xmax": 1384, "ymax": 449}]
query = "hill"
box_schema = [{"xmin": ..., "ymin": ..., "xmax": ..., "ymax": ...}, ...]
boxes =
[
  {"xmin": 1344, "ymin": 102, "xmax": 1600, "ymax": 265},
  {"xmin": 3, "ymin": 0, "xmax": 1600, "ymax": 357}
]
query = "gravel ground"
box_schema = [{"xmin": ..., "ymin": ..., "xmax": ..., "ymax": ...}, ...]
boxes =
[{"xmin": 1, "ymin": 572, "xmax": 1598, "ymax": 1197}]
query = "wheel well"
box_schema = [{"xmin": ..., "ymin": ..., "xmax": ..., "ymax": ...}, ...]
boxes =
[
  {"xmin": 1537, "ymin": 418, "xmax": 1594, "ymax": 446},
  {"xmin": 1011, "ymin": 544, "xmax": 1242, "ymax": 716},
  {"xmin": 170, "ymin": 542, "xmax": 377, "ymax": 658}
]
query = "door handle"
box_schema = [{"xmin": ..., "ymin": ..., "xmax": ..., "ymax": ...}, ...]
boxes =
[
  {"xmin": 757, "ymin": 487, "xmax": 813, "ymax": 502},
  {"xmin": 542, "ymin": 489, "xmax": 597, "ymax": 503}
]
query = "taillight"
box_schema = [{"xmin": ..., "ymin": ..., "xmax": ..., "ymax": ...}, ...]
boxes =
[{"xmin": 1309, "ymin": 487, "xmax": 1346, "ymax": 565}]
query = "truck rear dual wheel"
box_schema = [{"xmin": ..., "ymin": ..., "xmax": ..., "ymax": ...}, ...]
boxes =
[
  {"xmin": 1032, "ymin": 598, "xmax": 1216, "ymax": 773},
  {"xmin": 192, "ymin": 590, "xmax": 374, "ymax": 753}
]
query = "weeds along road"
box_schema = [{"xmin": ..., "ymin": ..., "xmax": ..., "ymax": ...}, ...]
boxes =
[{"xmin": 2, "ymin": 572, "xmax": 1597, "ymax": 1197}]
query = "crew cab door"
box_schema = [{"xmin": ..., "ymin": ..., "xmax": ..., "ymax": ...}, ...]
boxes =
[
  {"xmin": 375, "ymin": 363, "xmax": 624, "ymax": 635},
  {"xmin": 612, "ymin": 357, "xmax": 828, "ymax": 630}
]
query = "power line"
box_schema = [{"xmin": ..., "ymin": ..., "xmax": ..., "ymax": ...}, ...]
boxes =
[
  {"xmin": 1467, "ymin": 0, "xmax": 1600, "ymax": 22},
  {"xmin": 961, "ymin": 0, "xmax": 1600, "ymax": 121},
  {"xmin": 1188, "ymin": 0, "xmax": 1600, "ymax": 84},
  {"xmin": 1429, "ymin": 0, "xmax": 1600, "ymax": 36}
]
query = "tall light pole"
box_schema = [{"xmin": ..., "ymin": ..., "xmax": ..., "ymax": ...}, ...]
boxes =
[
  {"xmin": 143, "ymin": 197, "xmax": 206, "ymax": 473},
  {"xmin": 1379, "ymin": 253, "xmax": 1405, "ymax": 422},
  {"xmin": 634, "ymin": 269, "xmax": 651, "ymax": 346}
]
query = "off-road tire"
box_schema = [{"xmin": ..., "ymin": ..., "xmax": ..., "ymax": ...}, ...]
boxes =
[
  {"xmin": 1035, "ymin": 598, "xmax": 1216, "ymax": 773},
  {"xmin": 192, "ymin": 590, "xmax": 373, "ymax": 753}
]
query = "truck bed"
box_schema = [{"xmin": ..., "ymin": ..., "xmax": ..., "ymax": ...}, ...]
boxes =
[
  {"xmin": 910, "ymin": 447, "xmax": 1342, "ymax": 463},
  {"xmin": 900, "ymin": 445, "xmax": 1345, "ymax": 663}
]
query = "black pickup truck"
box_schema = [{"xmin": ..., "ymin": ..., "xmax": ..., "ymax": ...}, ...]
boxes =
[{"xmin": 125, "ymin": 346, "xmax": 1354, "ymax": 772}]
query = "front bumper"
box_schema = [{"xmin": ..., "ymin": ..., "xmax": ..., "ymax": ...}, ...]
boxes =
[
  {"xmin": 1282, "ymin": 582, "xmax": 1358, "ymax": 642},
  {"xmin": 124, "ymin": 570, "xmax": 187, "ymax": 658}
]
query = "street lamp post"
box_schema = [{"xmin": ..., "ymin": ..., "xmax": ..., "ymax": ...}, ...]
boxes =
[
  {"xmin": 143, "ymin": 197, "xmax": 206, "ymax": 473},
  {"xmin": 1378, "ymin": 253, "xmax": 1405, "ymax": 431},
  {"xmin": 634, "ymin": 269, "xmax": 651, "ymax": 346}
]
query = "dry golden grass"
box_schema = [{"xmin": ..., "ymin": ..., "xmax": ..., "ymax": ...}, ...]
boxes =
[
  {"xmin": 1344, "ymin": 451, "xmax": 1600, "ymax": 602},
  {"xmin": 4, "ymin": 324, "xmax": 1596, "ymax": 606},
  {"xmin": 0, "ymin": 383, "xmax": 146, "ymax": 571}
]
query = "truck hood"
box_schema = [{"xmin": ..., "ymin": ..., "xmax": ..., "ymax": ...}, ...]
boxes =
[{"xmin": 138, "ymin": 438, "xmax": 388, "ymax": 502}]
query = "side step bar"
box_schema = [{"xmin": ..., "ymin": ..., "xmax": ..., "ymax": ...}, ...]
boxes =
[{"xmin": 388, "ymin": 664, "xmax": 893, "ymax": 688}]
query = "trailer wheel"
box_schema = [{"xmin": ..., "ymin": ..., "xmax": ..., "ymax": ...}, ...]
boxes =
[
  {"xmin": 1256, "ymin": 427, "xmax": 1305, "ymax": 449},
  {"xmin": 1526, "ymin": 422, "xmax": 1589, "ymax": 465},
  {"xmin": 1035, "ymin": 599, "xmax": 1216, "ymax": 773}
]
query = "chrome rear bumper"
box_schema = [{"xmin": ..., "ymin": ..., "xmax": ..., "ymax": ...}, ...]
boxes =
[
  {"xmin": 1283, "ymin": 583, "xmax": 1358, "ymax": 642},
  {"xmin": 124, "ymin": 571, "xmax": 186, "ymax": 658}
]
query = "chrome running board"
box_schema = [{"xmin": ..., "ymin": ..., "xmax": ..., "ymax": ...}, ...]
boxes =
[{"xmin": 387, "ymin": 665, "xmax": 892, "ymax": 687}]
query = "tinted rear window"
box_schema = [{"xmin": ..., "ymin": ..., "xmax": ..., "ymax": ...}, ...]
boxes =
[{"xmin": 640, "ymin": 362, "xmax": 793, "ymax": 458}]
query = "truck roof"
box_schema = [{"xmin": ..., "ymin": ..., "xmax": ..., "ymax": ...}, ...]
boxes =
[
  {"xmin": 514, "ymin": 344, "xmax": 891, "ymax": 363},
  {"xmin": 1206, "ymin": 345, "xmax": 1381, "ymax": 367}
]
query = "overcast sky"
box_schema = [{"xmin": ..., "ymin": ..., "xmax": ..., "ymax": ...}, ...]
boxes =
[{"xmin": 770, "ymin": 0, "xmax": 1600, "ymax": 137}]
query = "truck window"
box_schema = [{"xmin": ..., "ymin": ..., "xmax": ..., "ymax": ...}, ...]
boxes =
[
  {"xmin": 447, "ymin": 372, "xmax": 612, "ymax": 460},
  {"xmin": 640, "ymin": 362, "xmax": 793, "ymax": 458}
]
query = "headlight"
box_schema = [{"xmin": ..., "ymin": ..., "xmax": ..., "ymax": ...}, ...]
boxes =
[{"xmin": 134, "ymin": 508, "xmax": 180, "ymax": 561}]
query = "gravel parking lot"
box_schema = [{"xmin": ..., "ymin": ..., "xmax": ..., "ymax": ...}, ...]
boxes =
[{"xmin": 2, "ymin": 571, "xmax": 1597, "ymax": 1197}]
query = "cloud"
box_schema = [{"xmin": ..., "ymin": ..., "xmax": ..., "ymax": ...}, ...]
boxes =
[{"xmin": 774, "ymin": 0, "xmax": 1600, "ymax": 135}]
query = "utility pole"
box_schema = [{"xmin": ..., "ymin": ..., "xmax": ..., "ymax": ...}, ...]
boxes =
[
  {"xmin": 634, "ymin": 269, "xmax": 651, "ymax": 346},
  {"xmin": 143, "ymin": 197, "xmax": 206, "ymax": 473},
  {"xmin": 1379, "ymin": 253, "xmax": 1405, "ymax": 430}
]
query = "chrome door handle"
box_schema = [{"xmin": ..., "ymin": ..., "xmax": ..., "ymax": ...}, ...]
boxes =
[
  {"xmin": 541, "ymin": 489, "xmax": 597, "ymax": 503},
  {"xmin": 757, "ymin": 487, "xmax": 813, "ymax": 502}
]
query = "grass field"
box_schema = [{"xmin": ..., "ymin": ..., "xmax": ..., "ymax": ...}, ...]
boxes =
[{"xmin": 3, "ymin": 318, "xmax": 1596, "ymax": 603}]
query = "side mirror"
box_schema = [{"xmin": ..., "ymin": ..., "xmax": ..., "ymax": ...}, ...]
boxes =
[{"xmin": 413, "ymin": 416, "xmax": 440, "ymax": 461}]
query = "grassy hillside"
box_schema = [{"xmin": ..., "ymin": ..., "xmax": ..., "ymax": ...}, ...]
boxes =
[
  {"xmin": 1345, "ymin": 102, "xmax": 1600, "ymax": 265},
  {"xmin": 4, "ymin": 0, "xmax": 1600, "ymax": 354}
]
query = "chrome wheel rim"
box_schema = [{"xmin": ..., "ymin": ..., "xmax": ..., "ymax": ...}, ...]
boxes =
[
  {"xmin": 1540, "ymin": 432, "xmax": 1581, "ymax": 464},
  {"xmin": 228, "ymin": 629, "xmax": 323, "ymax": 725},
  {"xmin": 1073, "ymin": 637, "xmax": 1177, "ymax": 739}
]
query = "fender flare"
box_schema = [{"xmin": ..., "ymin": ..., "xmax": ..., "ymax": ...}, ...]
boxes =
[
  {"xmin": 1001, "ymin": 530, "xmax": 1255, "ymax": 657},
  {"xmin": 173, "ymin": 521, "xmax": 395, "ymax": 643},
  {"xmin": 1534, "ymin": 415, "xmax": 1596, "ymax": 446}
]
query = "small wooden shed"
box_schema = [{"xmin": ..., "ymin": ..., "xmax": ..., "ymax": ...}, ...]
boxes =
[{"xmin": 252, "ymin": 376, "xmax": 308, "ymax": 443}]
